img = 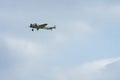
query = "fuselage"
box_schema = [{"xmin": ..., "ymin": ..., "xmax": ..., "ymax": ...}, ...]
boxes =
[{"xmin": 30, "ymin": 23, "xmax": 48, "ymax": 29}]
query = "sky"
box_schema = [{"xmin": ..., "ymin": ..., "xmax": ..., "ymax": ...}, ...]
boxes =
[{"xmin": 0, "ymin": 0, "xmax": 120, "ymax": 80}]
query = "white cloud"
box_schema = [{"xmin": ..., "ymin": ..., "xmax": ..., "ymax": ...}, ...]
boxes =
[
  {"xmin": 53, "ymin": 68, "xmax": 68, "ymax": 80},
  {"xmin": 73, "ymin": 57, "xmax": 120, "ymax": 80},
  {"xmin": 1, "ymin": 37, "xmax": 120, "ymax": 80},
  {"xmin": 53, "ymin": 57, "xmax": 120, "ymax": 80},
  {"xmin": 81, "ymin": 4, "xmax": 120, "ymax": 20},
  {"xmin": 50, "ymin": 33, "xmax": 68, "ymax": 45},
  {"xmin": 2, "ymin": 36, "xmax": 47, "ymax": 59},
  {"xmin": 0, "ymin": 35, "xmax": 54, "ymax": 80},
  {"xmin": 63, "ymin": 21, "xmax": 94, "ymax": 42},
  {"xmin": 69, "ymin": 21, "xmax": 93, "ymax": 33}
]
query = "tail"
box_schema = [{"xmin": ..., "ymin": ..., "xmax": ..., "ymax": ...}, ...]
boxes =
[
  {"xmin": 45, "ymin": 25, "xmax": 56, "ymax": 30},
  {"xmin": 53, "ymin": 25, "xmax": 56, "ymax": 29}
]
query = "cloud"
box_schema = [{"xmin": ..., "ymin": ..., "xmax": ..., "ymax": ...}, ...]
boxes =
[
  {"xmin": 72, "ymin": 57, "xmax": 120, "ymax": 80},
  {"xmin": 0, "ymin": 35, "xmax": 55, "ymax": 80},
  {"xmin": 50, "ymin": 33, "xmax": 68, "ymax": 45},
  {"xmin": 2, "ymin": 36, "xmax": 47, "ymax": 59},
  {"xmin": 80, "ymin": 4, "xmax": 120, "ymax": 21},
  {"xmin": 53, "ymin": 68, "xmax": 68, "ymax": 80},
  {"xmin": 1, "ymin": 36, "xmax": 120, "ymax": 80},
  {"xmin": 53, "ymin": 57, "xmax": 120, "ymax": 80},
  {"xmin": 0, "ymin": 1, "xmax": 120, "ymax": 80},
  {"xmin": 62, "ymin": 21, "xmax": 94, "ymax": 42},
  {"xmin": 69, "ymin": 21, "xmax": 93, "ymax": 33}
]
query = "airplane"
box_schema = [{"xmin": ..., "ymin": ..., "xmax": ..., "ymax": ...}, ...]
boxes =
[{"xmin": 29, "ymin": 23, "xmax": 56, "ymax": 31}]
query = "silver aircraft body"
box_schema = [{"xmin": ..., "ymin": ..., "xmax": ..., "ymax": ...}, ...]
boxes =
[{"xmin": 29, "ymin": 23, "xmax": 56, "ymax": 31}]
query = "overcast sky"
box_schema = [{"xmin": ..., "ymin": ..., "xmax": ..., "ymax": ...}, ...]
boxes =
[{"xmin": 0, "ymin": 0, "xmax": 120, "ymax": 80}]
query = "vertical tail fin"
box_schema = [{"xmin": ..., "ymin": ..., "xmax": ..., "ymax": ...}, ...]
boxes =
[{"xmin": 53, "ymin": 25, "xmax": 56, "ymax": 29}]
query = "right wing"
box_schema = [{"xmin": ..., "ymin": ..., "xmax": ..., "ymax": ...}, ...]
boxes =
[{"xmin": 38, "ymin": 23, "xmax": 48, "ymax": 28}]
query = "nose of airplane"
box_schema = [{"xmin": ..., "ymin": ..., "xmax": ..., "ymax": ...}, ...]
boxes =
[{"xmin": 30, "ymin": 24, "xmax": 32, "ymax": 27}]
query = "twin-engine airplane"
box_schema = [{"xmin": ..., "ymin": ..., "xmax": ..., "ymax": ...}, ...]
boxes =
[{"xmin": 29, "ymin": 23, "xmax": 56, "ymax": 31}]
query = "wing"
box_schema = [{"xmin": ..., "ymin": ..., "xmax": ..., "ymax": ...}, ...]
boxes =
[{"xmin": 38, "ymin": 23, "xmax": 48, "ymax": 28}]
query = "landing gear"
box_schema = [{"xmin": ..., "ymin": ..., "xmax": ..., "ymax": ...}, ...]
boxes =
[
  {"xmin": 32, "ymin": 29, "xmax": 34, "ymax": 31},
  {"xmin": 37, "ymin": 28, "xmax": 39, "ymax": 30}
]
